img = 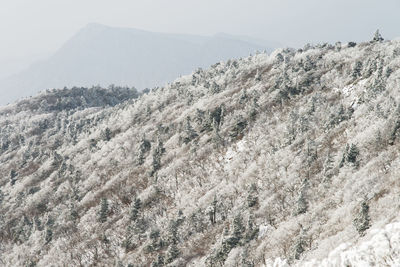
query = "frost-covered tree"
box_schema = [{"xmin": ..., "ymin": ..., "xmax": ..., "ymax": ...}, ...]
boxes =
[
  {"xmin": 151, "ymin": 254, "xmax": 165, "ymax": 267},
  {"xmin": 275, "ymin": 53, "xmax": 284, "ymax": 64},
  {"xmin": 147, "ymin": 228, "xmax": 163, "ymax": 252},
  {"xmin": 339, "ymin": 144, "xmax": 349, "ymax": 168},
  {"xmin": 101, "ymin": 127, "xmax": 112, "ymax": 141},
  {"xmin": 208, "ymin": 196, "xmax": 218, "ymax": 224},
  {"xmin": 10, "ymin": 169, "xmax": 17, "ymax": 186},
  {"xmin": 45, "ymin": 228, "xmax": 53, "ymax": 244},
  {"xmin": 354, "ymin": 200, "xmax": 370, "ymax": 236},
  {"xmin": 255, "ymin": 69, "xmax": 261, "ymax": 82},
  {"xmin": 137, "ymin": 135, "xmax": 151, "ymax": 165},
  {"xmin": 166, "ymin": 242, "xmax": 180, "ymax": 264},
  {"xmin": 150, "ymin": 138, "xmax": 165, "ymax": 177},
  {"xmin": 247, "ymin": 183, "xmax": 258, "ymax": 208},
  {"xmin": 372, "ymin": 30, "xmax": 384, "ymax": 43},
  {"xmin": 241, "ymin": 246, "xmax": 255, "ymax": 267},
  {"xmin": 239, "ymin": 89, "xmax": 248, "ymax": 105},
  {"xmin": 166, "ymin": 220, "xmax": 180, "ymax": 263},
  {"xmin": 352, "ymin": 61, "xmax": 363, "ymax": 79},
  {"xmin": 130, "ymin": 198, "xmax": 141, "ymax": 222},
  {"xmin": 207, "ymin": 213, "xmax": 246, "ymax": 265},
  {"xmin": 374, "ymin": 130, "xmax": 383, "ymax": 150},
  {"xmin": 293, "ymin": 230, "xmax": 307, "ymax": 260},
  {"xmin": 231, "ymin": 213, "xmax": 245, "ymax": 246},
  {"xmin": 69, "ymin": 203, "xmax": 79, "ymax": 222},
  {"xmin": 210, "ymin": 81, "xmax": 221, "ymax": 94},
  {"xmin": 244, "ymin": 213, "xmax": 258, "ymax": 243},
  {"xmin": 295, "ymin": 180, "xmax": 309, "ymax": 215},
  {"xmin": 348, "ymin": 41, "xmax": 357, "ymax": 47},
  {"xmin": 388, "ymin": 119, "xmax": 400, "ymax": 145},
  {"xmin": 98, "ymin": 198, "xmax": 109, "ymax": 223},
  {"xmin": 229, "ymin": 114, "xmax": 248, "ymax": 139},
  {"xmin": 323, "ymin": 151, "xmax": 335, "ymax": 181},
  {"xmin": 0, "ymin": 189, "xmax": 4, "ymax": 206},
  {"xmin": 346, "ymin": 143, "xmax": 359, "ymax": 165},
  {"xmin": 182, "ymin": 116, "xmax": 198, "ymax": 144}
]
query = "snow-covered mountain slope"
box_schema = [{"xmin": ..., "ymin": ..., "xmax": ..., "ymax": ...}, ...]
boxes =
[
  {"xmin": 265, "ymin": 220, "xmax": 400, "ymax": 267},
  {"xmin": 1, "ymin": 37, "xmax": 400, "ymax": 266},
  {"xmin": 0, "ymin": 23, "xmax": 277, "ymax": 106}
]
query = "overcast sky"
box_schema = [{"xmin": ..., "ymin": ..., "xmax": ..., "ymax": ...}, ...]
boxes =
[{"xmin": 0, "ymin": 0, "xmax": 399, "ymax": 78}]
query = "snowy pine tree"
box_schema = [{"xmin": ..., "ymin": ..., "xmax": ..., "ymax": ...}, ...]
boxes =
[
  {"xmin": 295, "ymin": 180, "xmax": 309, "ymax": 215},
  {"xmin": 372, "ymin": 29, "xmax": 384, "ymax": 43},
  {"xmin": 346, "ymin": 143, "xmax": 359, "ymax": 165},
  {"xmin": 98, "ymin": 198, "xmax": 109, "ymax": 223},
  {"xmin": 130, "ymin": 197, "xmax": 141, "ymax": 222},
  {"xmin": 354, "ymin": 200, "xmax": 371, "ymax": 236}
]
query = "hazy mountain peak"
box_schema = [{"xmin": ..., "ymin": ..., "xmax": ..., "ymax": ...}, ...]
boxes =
[{"xmin": 0, "ymin": 25, "xmax": 279, "ymax": 106}]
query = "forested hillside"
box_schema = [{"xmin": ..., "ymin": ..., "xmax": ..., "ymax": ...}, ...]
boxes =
[{"xmin": 1, "ymin": 34, "xmax": 400, "ymax": 266}]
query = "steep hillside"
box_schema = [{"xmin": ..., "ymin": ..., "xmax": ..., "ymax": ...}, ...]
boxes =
[
  {"xmin": 0, "ymin": 23, "xmax": 277, "ymax": 106},
  {"xmin": 1, "ymin": 36, "xmax": 400, "ymax": 266}
]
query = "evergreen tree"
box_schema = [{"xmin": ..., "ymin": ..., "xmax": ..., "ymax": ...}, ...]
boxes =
[
  {"xmin": 372, "ymin": 29, "xmax": 384, "ymax": 42},
  {"xmin": 145, "ymin": 230, "xmax": 156, "ymax": 252},
  {"xmin": 353, "ymin": 200, "xmax": 371, "ymax": 236},
  {"xmin": 211, "ymin": 119, "xmax": 223, "ymax": 148},
  {"xmin": 168, "ymin": 220, "xmax": 179, "ymax": 245},
  {"xmin": 205, "ymin": 106, "xmax": 224, "ymax": 132},
  {"xmin": 137, "ymin": 135, "xmax": 151, "ymax": 165},
  {"xmin": 231, "ymin": 213, "xmax": 245, "ymax": 245},
  {"xmin": 295, "ymin": 180, "xmax": 308, "ymax": 215},
  {"xmin": 182, "ymin": 116, "xmax": 198, "ymax": 144},
  {"xmin": 241, "ymin": 247, "xmax": 254, "ymax": 267},
  {"xmin": 166, "ymin": 242, "xmax": 180, "ymax": 264},
  {"xmin": 0, "ymin": 189, "xmax": 4, "ymax": 206},
  {"xmin": 245, "ymin": 213, "xmax": 258, "ymax": 243},
  {"xmin": 194, "ymin": 109, "xmax": 205, "ymax": 129},
  {"xmin": 374, "ymin": 130, "xmax": 383, "ymax": 150},
  {"xmin": 275, "ymin": 53, "xmax": 284, "ymax": 63},
  {"xmin": 208, "ymin": 196, "xmax": 217, "ymax": 224},
  {"xmin": 239, "ymin": 89, "xmax": 248, "ymax": 105},
  {"xmin": 166, "ymin": 220, "xmax": 180, "ymax": 263},
  {"xmin": 339, "ymin": 144, "xmax": 349, "ymax": 168},
  {"xmin": 255, "ymin": 69, "xmax": 261, "ymax": 82},
  {"xmin": 352, "ymin": 61, "xmax": 363, "ymax": 79},
  {"xmin": 45, "ymin": 228, "xmax": 53, "ymax": 244},
  {"xmin": 150, "ymin": 138, "xmax": 165, "ymax": 177},
  {"xmin": 69, "ymin": 203, "xmax": 79, "ymax": 222},
  {"xmin": 98, "ymin": 198, "xmax": 109, "ymax": 223},
  {"xmin": 10, "ymin": 169, "xmax": 17, "ymax": 186},
  {"xmin": 348, "ymin": 41, "xmax": 357, "ymax": 48},
  {"xmin": 346, "ymin": 143, "xmax": 359, "ymax": 164},
  {"xmin": 323, "ymin": 151, "xmax": 335, "ymax": 180},
  {"xmin": 34, "ymin": 216, "xmax": 43, "ymax": 231},
  {"xmin": 122, "ymin": 227, "xmax": 135, "ymax": 252},
  {"xmin": 148, "ymin": 228, "xmax": 163, "ymax": 251},
  {"xmin": 130, "ymin": 198, "xmax": 142, "ymax": 222},
  {"xmin": 293, "ymin": 233, "xmax": 306, "ymax": 260},
  {"xmin": 389, "ymin": 119, "xmax": 400, "ymax": 145},
  {"xmin": 247, "ymin": 183, "xmax": 258, "ymax": 208},
  {"xmin": 229, "ymin": 115, "xmax": 248, "ymax": 139},
  {"xmin": 101, "ymin": 127, "xmax": 112, "ymax": 141},
  {"xmin": 151, "ymin": 254, "xmax": 165, "ymax": 267},
  {"xmin": 210, "ymin": 81, "xmax": 221, "ymax": 94}
]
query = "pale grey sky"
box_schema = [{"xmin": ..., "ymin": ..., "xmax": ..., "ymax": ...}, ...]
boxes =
[{"xmin": 0, "ymin": 0, "xmax": 399, "ymax": 78}]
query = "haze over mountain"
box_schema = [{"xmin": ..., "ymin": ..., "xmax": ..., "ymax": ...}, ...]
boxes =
[{"xmin": 0, "ymin": 23, "xmax": 278, "ymax": 106}]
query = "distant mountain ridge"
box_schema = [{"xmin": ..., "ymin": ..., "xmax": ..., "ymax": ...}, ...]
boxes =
[{"xmin": 0, "ymin": 23, "xmax": 278, "ymax": 106}]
